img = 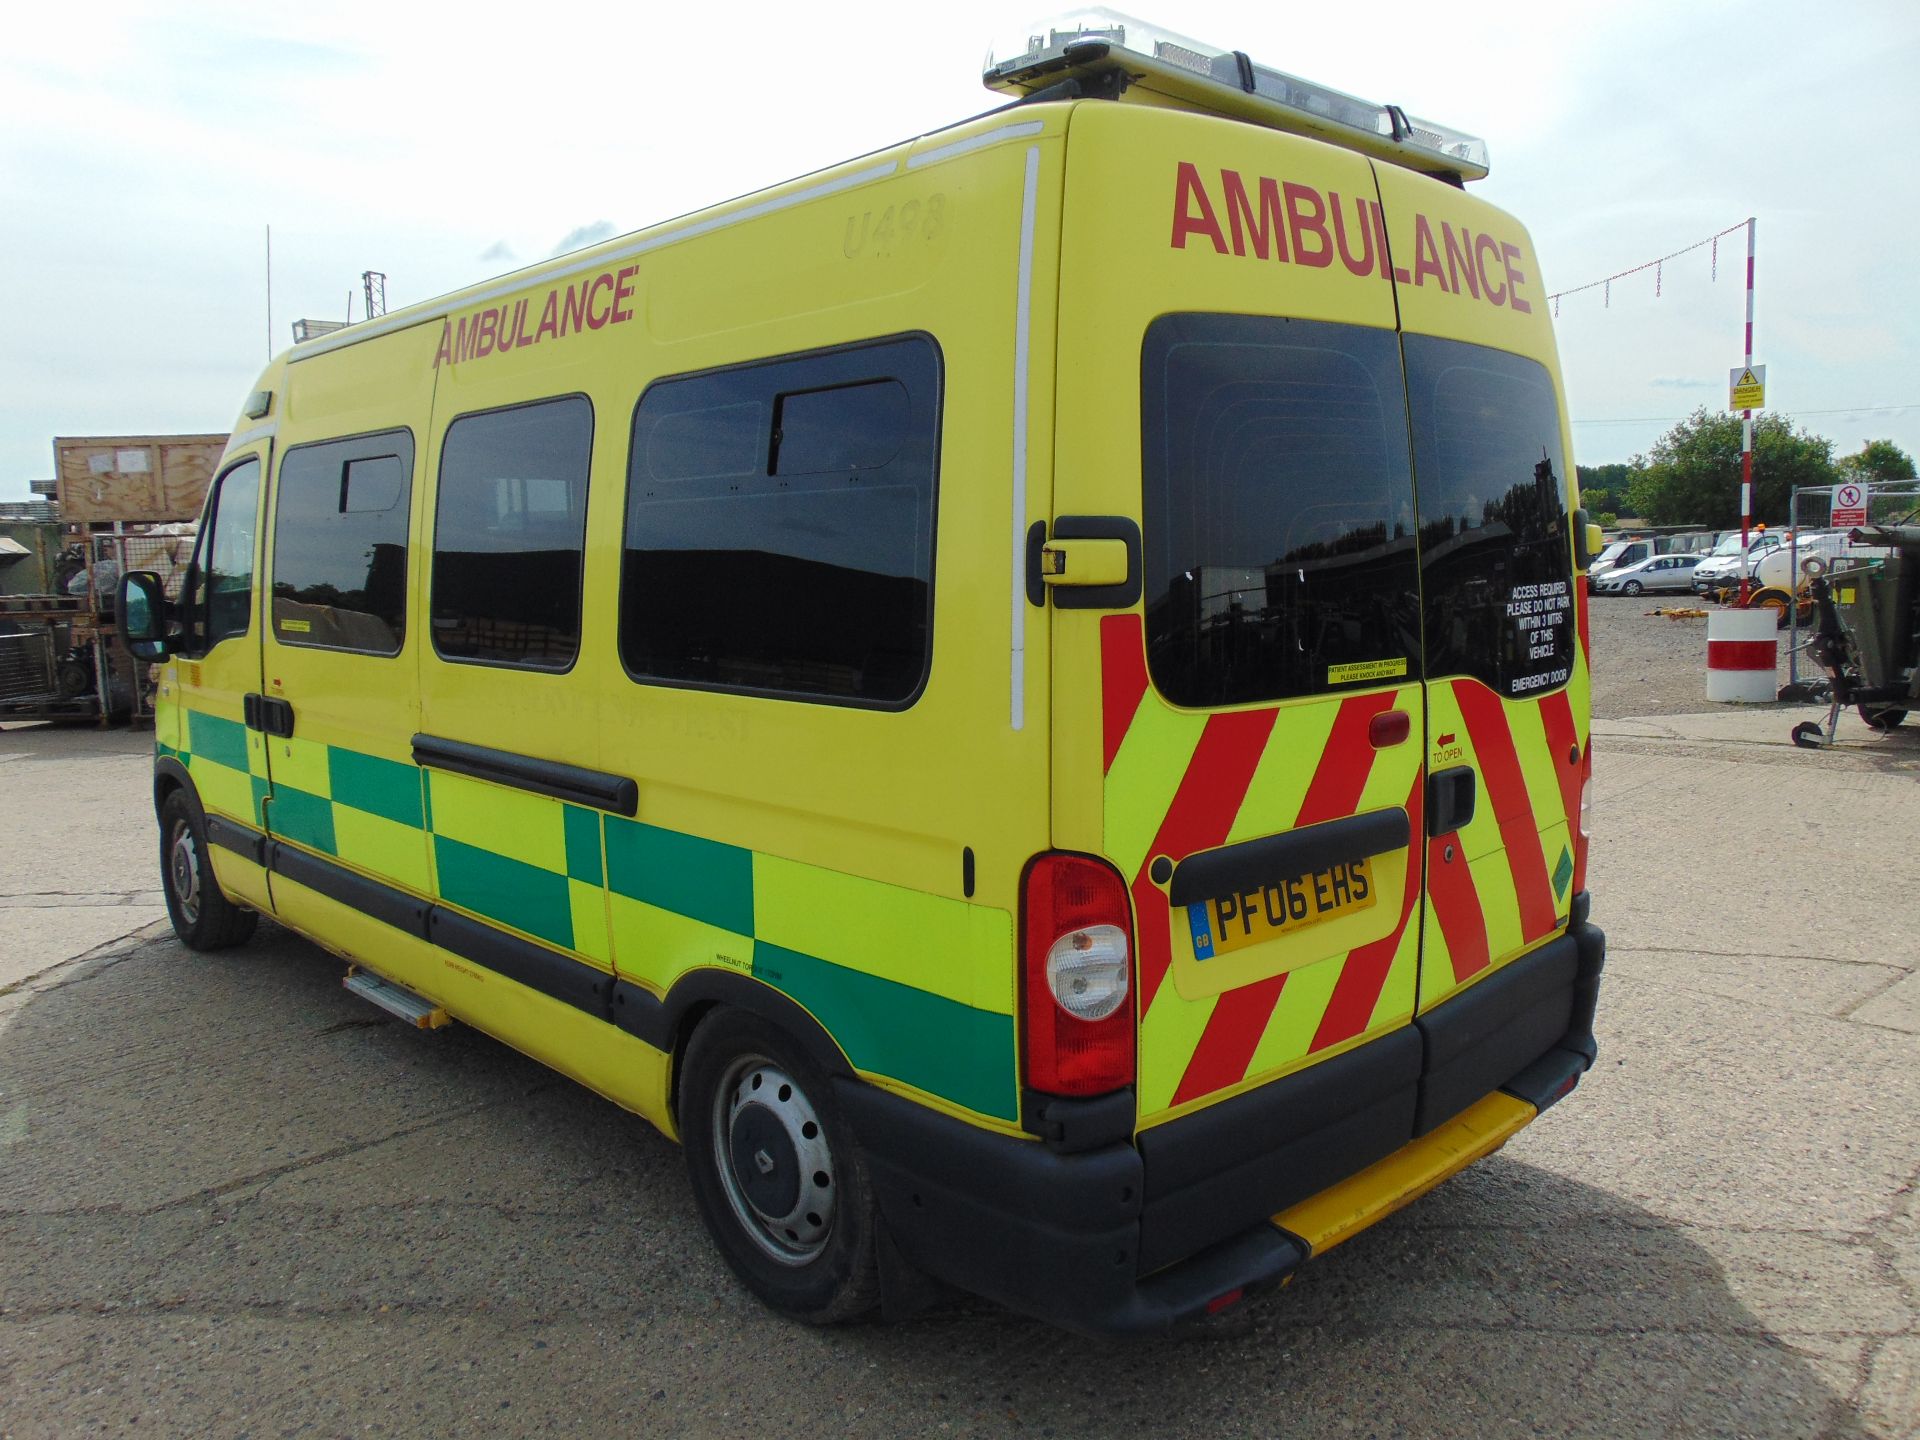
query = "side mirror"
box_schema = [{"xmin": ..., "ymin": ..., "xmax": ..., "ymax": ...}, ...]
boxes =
[{"xmin": 117, "ymin": 570, "xmax": 172, "ymax": 661}]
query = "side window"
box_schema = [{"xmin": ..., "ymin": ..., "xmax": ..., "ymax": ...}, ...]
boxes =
[
  {"xmin": 184, "ymin": 458, "xmax": 260, "ymax": 652},
  {"xmin": 432, "ymin": 396, "xmax": 592, "ymax": 670},
  {"xmin": 620, "ymin": 335, "xmax": 941, "ymax": 707},
  {"xmin": 271, "ymin": 432, "xmax": 414, "ymax": 655},
  {"xmin": 1405, "ymin": 336, "xmax": 1574, "ymax": 698},
  {"xmin": 1140, "ymin": 313, "xmax": 1421, "ymax": 708}
]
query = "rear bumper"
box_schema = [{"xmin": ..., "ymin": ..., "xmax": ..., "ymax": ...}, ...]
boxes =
[{"xmin": 841, "ymin": 896, "xmax": 1605, "ymax": 1336}]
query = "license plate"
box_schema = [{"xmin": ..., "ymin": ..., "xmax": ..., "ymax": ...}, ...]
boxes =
[{"xmin": 1186, "ymin": 859, "xmax": 1377, "ymax": 961}]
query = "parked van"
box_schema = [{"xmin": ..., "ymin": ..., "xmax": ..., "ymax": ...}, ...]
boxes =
[
  {"xmin": 120, "ymin": 11, "xmax": 1604, "ymax": 1336},
  {"xmin": 1588, "ymin": 536, "xmax": 1656, "ymax": 579}
]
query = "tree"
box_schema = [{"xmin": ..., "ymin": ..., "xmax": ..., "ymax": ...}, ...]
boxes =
[
  {"xmin": 1576, "ymin": 461, "xmax": 1633, "ymax": 515},
  {"xmin": 1623, "ymin": 408, "xmax": 1838, "ymax": 527},
  {"xmin": 1839, "ymin": 439, "xmax": 1916, "ymax": 483}
]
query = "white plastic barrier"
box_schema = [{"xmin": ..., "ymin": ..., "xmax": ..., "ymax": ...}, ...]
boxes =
[{"xmin": 1705, "ymin": 608, "xmax": 1777, "ymax": 702}]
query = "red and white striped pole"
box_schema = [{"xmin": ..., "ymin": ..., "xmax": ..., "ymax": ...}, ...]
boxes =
[{"xmin": 1737, "ymin": 217, "xmax": 1757, "ymax": 603}]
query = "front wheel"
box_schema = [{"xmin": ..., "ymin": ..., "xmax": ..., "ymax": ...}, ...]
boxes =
[
  {"xmin": 679, "ymin": 1010, "xmax": 880, "ymax": 1324},
  {"xmin": 1621, "ymin": 580, "xmax": 1644, "ymax": 596},
  {"xmin": 159, "ymin": 789, "xmax": 258, "ymax": 951}
]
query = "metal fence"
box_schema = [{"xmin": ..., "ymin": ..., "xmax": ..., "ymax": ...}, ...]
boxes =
[
  {"xmin": 0, "ymin": 630, "xmax": 56, "ymax": 704},
  {"xmin": 1786, "ymin": 480, "xmax": 1920, "ymax": 688}
]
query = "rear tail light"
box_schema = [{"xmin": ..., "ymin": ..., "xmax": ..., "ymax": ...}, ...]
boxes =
[
  {"xmin": 1579, "ymin": 773, "xmax": 1593, "ymax": 838},
  {"xmin": 1022, "ymin": 852, "xmax": 1136, "ymax": 1096}
]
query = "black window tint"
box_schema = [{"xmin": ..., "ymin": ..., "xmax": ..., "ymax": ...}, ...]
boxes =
[
  {"xmin": 343, "ymin": 455, "xmax": 405, "ymax": 512},
  {"xmin": 202, "ymin": 459, "xmax": 259, "ymax": 647},
  {"xmin": 772, "ymin": 380, "xmax": 908, "ymax": 475},
  {"xmin": 648, "ymin": 402, "xmax": 765, "ymax": 481},
  {"xmin": 432, "ymin": 396, "xmax": 592, "ymax": 669},
  {"xmin": 622, "ymin": 336, "xmax": 940, "ymax": 706},
  {"xmin": 1141, "ymin": 314, "xmax": 1420, "ymax": 708},
  {"xmin": 1405, "ymin": 336, "xmax": 1573, "ymax": 697},
  {"xmin": 271, "ymin": 432, "xmax": 413, "ymax": 655}
]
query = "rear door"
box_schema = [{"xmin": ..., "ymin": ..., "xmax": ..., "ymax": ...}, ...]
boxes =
[
  {"xmin": 1372, "ymin": 165, "xmax": 1589, "ymax": 1022},
  {"xmin": 1052, "ymin": 104, "xmax": 1428, "ymax": 1130}
]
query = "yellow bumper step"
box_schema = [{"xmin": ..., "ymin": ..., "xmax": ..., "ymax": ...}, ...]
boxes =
[{"xmin": 1273, "ymin": 1090, "xmax": 1536, "ymax": 1256}]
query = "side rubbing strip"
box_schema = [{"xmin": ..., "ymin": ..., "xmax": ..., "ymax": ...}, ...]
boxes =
[
  {"xmin": 412, "ymin": 733, "xmax": 638, "ymax": 816},
  {"xmin": 427, "ymin": 907, "xmax": 610, "ymax": 1016},
  {"xmin": 1168, "ymin": 809, "xmax": 1411, "ymax": 908},
  {"xmin": 262, "ymin": 839, "xmax": 629, "ymax": 1026},
  {"xmin": 205, "ymin": 815, "xmax": 267, "ymax": 867},
  {"xmin": 271, "ymin": 842, "xmax": 430, "ymax": 939}
]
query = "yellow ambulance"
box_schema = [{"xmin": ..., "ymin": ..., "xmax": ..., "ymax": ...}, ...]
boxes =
[{"xmin": 120, "ymin": 11, "xmax": 1605, "ymax": 1334}]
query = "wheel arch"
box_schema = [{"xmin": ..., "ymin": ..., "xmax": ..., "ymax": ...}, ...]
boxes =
[
  {"xmin": 621, "ymin": 969, "xmax": 855, "ymax": 1128},
  {"xmin": 154, "ymin": 754, "xmax": 196, "ymax": 818}
]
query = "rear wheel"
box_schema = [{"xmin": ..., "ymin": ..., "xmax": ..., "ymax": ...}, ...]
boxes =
[
  {"xmin": 159, "ymin": 789, "xmax": 258, "ymax": 951},
  {"xmin": 1858, "ymin": 705, "xmax": 1908, "ymax": 730},
  {"xmin": 679, "ymin": 1009, "xmax": 880, "ymax": 1324}
]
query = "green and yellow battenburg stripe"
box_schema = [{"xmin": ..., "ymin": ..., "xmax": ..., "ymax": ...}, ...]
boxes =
[{"xmin": 166, "ymin": 705, "xmax": 1019, "ymax": 1123}]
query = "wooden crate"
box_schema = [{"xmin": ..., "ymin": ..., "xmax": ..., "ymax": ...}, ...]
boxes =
[{"xmin": 53, "ymin": 434, "xmax": 229, "ymax": 523}]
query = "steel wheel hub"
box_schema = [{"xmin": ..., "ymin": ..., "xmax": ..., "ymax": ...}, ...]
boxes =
[
  {"xmin": 169, "ymin": 819, "xmax": 202, "ymax": 925},
  {"xmin": 713, "ymin": 1055, "xmax": 835, "ymax": 1265}
]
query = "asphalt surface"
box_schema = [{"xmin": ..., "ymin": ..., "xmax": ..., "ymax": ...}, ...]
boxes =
[{"xmin": 2, "ymin": 614, "xmax": 1917, "ymax": 1439}]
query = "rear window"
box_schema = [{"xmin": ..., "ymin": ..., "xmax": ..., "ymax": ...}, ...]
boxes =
[
  {"xmin": 1140, "ymin": 314, "xmax": 1420, "ymax": 709},
  {"xmin": 1405, "ymin": 336, "xmax": 1574, "ymax": 697}
]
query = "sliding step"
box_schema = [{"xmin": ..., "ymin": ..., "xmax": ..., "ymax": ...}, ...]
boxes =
[{"xmin": 343, "ymin": 967, "xmax": 450, "ymax": 1030}]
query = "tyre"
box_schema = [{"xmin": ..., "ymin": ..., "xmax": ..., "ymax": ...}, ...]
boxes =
[
  {"xmin": 679, "ymin": 1009, "xmax": 880, "ymax": 1324},
  {"xmin": 1791, "ymin": 721, "xmax": 1825, "ymax": 749},
  {"xmin": 159, "ymin": 789, "xmax": 258, "ymax": 951},
  {"xmin": 1621, "ymin": 580, "xmax": 1643, "ymax": 596},
  {"xmin": 1750, "ymin": 588, "xmax": 1795, "ymax": 629},
  {"xmin": 1858, "ymin": 705, "xmax": 1908, "ymax": 730}
]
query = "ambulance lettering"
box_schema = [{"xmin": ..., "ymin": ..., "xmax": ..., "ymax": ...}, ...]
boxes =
[
  {"xmin": 1169, "ymin": 162, "xmax": 1534, "ymax": 313},
  {"xmin": 432, "ymin": 263, "xmax": 640, "ymax": 369}
]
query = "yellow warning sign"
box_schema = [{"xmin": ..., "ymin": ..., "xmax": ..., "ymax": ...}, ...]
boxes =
[
  {"xmin": 1728, "ymin": 363, "xmax": 1766, "ymax": 410},
  {"xmin": 1327, "ymin": 657, "xmax": 1409, "ymax": 685}
]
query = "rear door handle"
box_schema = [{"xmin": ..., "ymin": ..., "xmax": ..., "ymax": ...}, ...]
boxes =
[
  {"xmin": 1426, "ymin": 766, "xmax": 1476, "ymax": 837},
  {"xmin": 1032, "ymin": 516, "xmax": 1142, "ymax": 611}
]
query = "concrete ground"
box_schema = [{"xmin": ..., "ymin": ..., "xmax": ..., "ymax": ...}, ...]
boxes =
[{"xmin": 2, "ymin": 686, "xmax": 1917, "ymax": 1438}]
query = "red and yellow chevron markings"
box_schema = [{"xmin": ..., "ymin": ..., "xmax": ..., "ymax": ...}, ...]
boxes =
[
  {"xmin": 1099, "ymin": 616, "xmax": 1426, "ymax": 1120},
  {"xmin": 1452, "ymin": 681, "xmax": 1557, "ymax": 943},
  {"xmin": 1169, "ymin": 689, "xmax": 1404, "ymax": 1106}
]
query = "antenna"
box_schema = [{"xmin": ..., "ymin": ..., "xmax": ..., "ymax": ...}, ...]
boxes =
[{"xmin": 362, "ymin": 270, "xmax": 388, "ymax": 320}]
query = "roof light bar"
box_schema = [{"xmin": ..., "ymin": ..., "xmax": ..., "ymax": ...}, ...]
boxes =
[{"xmin": 984, "ymin": 9, "xmax": 1490, "ymax": 182}]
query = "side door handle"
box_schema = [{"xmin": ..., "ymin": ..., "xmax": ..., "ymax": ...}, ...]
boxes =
[
  {"xmin": 244, "ymin": 693, "xmax": 296, "ymax": 739},
  {"xmin": 1426, "ymin": 765, "xmax": 1476, "ymax": 837}
]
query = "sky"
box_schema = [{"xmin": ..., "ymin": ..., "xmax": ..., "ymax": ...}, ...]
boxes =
[{"xmin": 3, "ymin": 0, "xmax": 1917, "ymax": 498}]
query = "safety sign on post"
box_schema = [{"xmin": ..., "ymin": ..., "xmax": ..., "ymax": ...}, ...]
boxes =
[
  {"xmin": 1832, "ymin": 482, "xmax": 1870, "ymax": 528},
  {"xmin": 1728, "ymin": 364, "xmax": 1766, "ymax": 410}
]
